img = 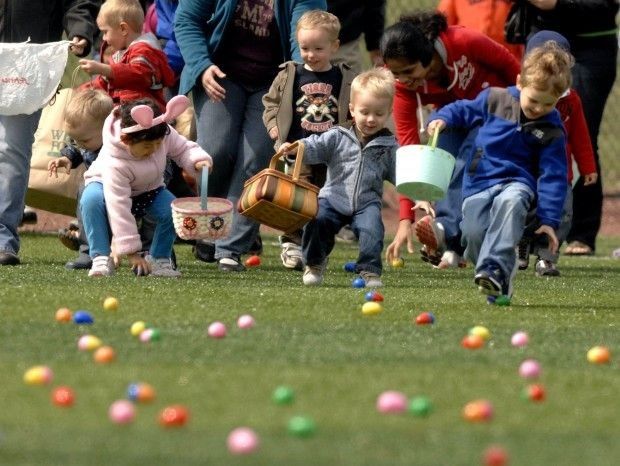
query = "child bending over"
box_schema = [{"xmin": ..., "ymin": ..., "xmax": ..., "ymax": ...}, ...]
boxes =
[
  {"xmin": 427, "ymin": 41, "xmax": 572, "ymax": 301},
  {"xmin": 81, "ymin": 96, "xmax": 212, "ymax": 277}
]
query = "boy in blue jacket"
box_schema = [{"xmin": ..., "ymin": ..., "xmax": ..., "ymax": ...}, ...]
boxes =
[{"xmin": 426, "ymin": 41, "xmax": 573, "ymax": 301}]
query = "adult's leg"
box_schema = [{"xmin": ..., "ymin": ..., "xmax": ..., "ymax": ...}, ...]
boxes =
[
  {"xmin": 80, "ymin": 182, "xmax": 112, "ymax": 258},
  {"xmin": 568, "ymin": 44, "xmax": 617, "ymax": 251},
  {"xmin": 350, "ymin": 202, "xmax": 384, "ymax": 275},
  {"xmin": 0, "ymin": 111, "xmax": 42, "ymax": 257}
]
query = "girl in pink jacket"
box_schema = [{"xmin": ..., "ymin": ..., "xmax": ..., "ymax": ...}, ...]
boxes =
[{"xmin": 81, "ymin": 96, "xmax": 212, "ymax": 277}]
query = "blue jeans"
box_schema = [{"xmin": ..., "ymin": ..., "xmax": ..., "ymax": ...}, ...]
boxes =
[
  {"xmin": 434, "ymin": 126, "xmax": 479, "ymax": 254},
  {"xmin": 303, "ymin": 198, "xmax": 384, "ymax": 275},
  {"xmin": 0, "ymin": 111, "xmax": 42, "ymax": 255},
  {"xmin": 193, "ymin": 79, "xmax": 273, "ymax": 261},
  {"xmin": 80, "ymin": 182, "xmax": 176, "ymax": 259},
  {"xmin": 461, "ymin": 182, "xmax": 534, "ymax": 292}
]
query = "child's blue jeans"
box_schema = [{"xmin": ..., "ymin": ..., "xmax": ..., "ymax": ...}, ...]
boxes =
[
  {"xmin": 80, "ymin": 182, "xmax": 176, "ymax": 259},
  {"xmin": 461, "ymin": 182, "xmax": 535, "ymax": 291},
  {"xmin": 302, "ymin": 198, "xmax": 384, "ymax": 275}
]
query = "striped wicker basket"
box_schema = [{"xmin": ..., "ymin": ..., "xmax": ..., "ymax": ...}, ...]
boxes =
[{"xmin": 171, "ymin": 170, "xmax": 233, "ymax": 241}]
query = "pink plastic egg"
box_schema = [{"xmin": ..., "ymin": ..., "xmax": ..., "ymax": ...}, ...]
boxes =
[
  {"xmin": 511, "ymin": 331, "xmax": 529, "ymax": 347},
  {"xmin": 227, "ymin": 427, "xmax": 260, "ymax": 455},
  {"xmin": 519, "ymin": 359, "xmax": 541, "ymax": 379},
  {"xmin": 109, "ymin": 399, "xmax": 135, "ymax": 424},
  {"xmin": 237, "ymin": 315, "xmax": 255, "ymax": 329},
  {"xmin": 376, "ymin": 390, "xmax": 407, "ymax": 414},
  {"xmin": 208, "ymin": 321, "xmax": 227, "ymax": 339}
]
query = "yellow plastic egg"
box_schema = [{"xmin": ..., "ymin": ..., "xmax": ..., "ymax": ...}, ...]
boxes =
[
  {"xmin": 23, "ymin": 365, "xmax": 53, "ymax": 385},
  {"xmin": 587, "ymin": 346, "xmax": 611, "ymax": 364},
  {"xmin": 131, "ymin": 321, "xmax": 146, "ymax": 336},
  {"xmin": 362, "ymin": 302, "xmax": 383, "ymax": 316},
  {"xmin": 391, "ymin": 258, "xmax": 404, "ymax": 268},
  {"xmin": 469, "ymin": 325, "xmax": 491, "ymax": 341},
  {"xmin": 103, "ymin": 296, "xmax": 119, "ymax": 312}
]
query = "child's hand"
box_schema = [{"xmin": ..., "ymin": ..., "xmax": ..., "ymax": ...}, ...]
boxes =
[
  {"xmin": 269, "ymin": 127, "xmax": 279, "ymax": 141},
  {"xmin": 48, "ymin": 157, "xmax": 72, "ymax": 177},
  {"xmin": 278, "ymin": 142, "xmax": 298, "ymax": 157},
  {"xmin": 426, "ymin": 119, "xmax": 446, "ymax": 137},
  {"xmin": 385, "ymin": 219, "xmax": 415, "ymax": 263},
  {"xmin": 535, "ymin": 224, "xmax": 559, "ymax": 254},
  {"xmin": 79, "ymin": 59, "xmax": 108, "ymax": 76},
  {"xmin": 415, "ymin": 201, "xmax": 435, "ymax": 218},
  {"xmin": 195, "ymin": 160, "xmax": 212, "ymax": 173},
  {"xmin": 128, "ymin": 253, "xmax": 151, "ymax": 276},
  {"xmin": 583, "ymin": 173, "xmax": 598, "ymax": 186}
]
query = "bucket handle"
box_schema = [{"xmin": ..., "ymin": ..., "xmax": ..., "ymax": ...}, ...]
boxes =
[
  {"xmin": 199, "ymin": 168, "xmax": 208, "ymax": 210},
  {"xmin": 428, "ymin": 129, "xmax": 440, "ymax": 150},
  {"xmin": 270, "ymin": 140, "xmax": 306, "ymax": 181}
]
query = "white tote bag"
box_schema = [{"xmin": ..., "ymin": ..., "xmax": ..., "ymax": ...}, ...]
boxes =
[{"xmin": 0, "ymin": 40, "xmax": 70, "ymax": 116}]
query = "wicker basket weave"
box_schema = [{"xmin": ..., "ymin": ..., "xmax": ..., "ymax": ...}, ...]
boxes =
[{"xmin": 171, "ymin": 170, "xmax": 233, "ymax": 241}]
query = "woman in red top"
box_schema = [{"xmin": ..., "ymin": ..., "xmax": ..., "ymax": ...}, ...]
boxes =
[{"xmin": 380, "ymin": 11, "xmax": 520, "ymax": 267}]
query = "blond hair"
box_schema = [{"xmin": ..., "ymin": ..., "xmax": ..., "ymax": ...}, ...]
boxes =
[
  {"xmin": 98, "ymin": 0, "xmax": 144, "ymax": 32},
  {"xmin": 351, "ymin": 68, "xmax": 395, "ymax": 104},
  {"xmin": 65, "ymin": 89, "xmax": 114, "ymax": 128},
  {"xmin": 296, "ymin": 10, "xmax": 341, "ymax": 42},
  {"xmin": 518, "ymin": 41, "xmax": 574, "ymax": 98}
]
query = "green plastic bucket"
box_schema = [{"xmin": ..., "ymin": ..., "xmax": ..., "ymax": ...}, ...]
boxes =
[{"xmin": 395, "ymin": 131, "xmax": 456, "ymax": 201}]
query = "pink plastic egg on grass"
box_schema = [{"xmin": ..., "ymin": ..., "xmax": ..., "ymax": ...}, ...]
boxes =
[
  {"xmin": 109, "ymin": 400, "xmax": 135, "ymax": 424},
  {"xmin": 227, "ymin": 427, "xmax": 260, "ymax": 455},
  {"xmin": 519, "ymin": 359, "xmax": 541, "ymax": 379},
  {"xmin": 208, "ymin": 321, "xmax": 227, "ymax": 338},
  {"xmin": 511, "ymin": 331, "xmax": 529, "ymax": 347},
  {"xmin": 376, "ymin": 390, "xmax": 408, "ymax": 414},
  {"xmin": 237, "ymin": 315, "xmax": 255, "ymax": 329}
]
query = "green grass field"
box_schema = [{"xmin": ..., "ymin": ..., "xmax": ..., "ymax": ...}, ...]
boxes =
[{"xmin": 1, "ymin": 233, "xmax": 618, "ymax": 466}]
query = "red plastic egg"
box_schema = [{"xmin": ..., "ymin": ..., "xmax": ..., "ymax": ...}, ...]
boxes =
[
  {"xmin": 52, "ymin": 386, "xmax": 75, "ymax": 407},
  {"xmin": 244, "ymin": 255, "xmax": 261, "ymax": 267},
  {"xmin": 159, "ymin": 404, "xmax": 189, "ymax": 427}
]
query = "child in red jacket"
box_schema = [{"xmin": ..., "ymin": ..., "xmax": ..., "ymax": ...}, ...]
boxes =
[{"xmin": 79, "ymin": 0, "xmax": 176, "ymax": 110}]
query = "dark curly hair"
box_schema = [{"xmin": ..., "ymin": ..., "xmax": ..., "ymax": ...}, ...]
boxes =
[
  {"xmin": 380, "ymin": 11, "xmax": 448, "ymax": 67},
  {"xmin": 116, "ymin": 98, "xmax": 170, "ymax": 143}
]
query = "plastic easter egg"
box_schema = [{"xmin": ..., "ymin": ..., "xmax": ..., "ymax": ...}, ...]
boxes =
[
  {"xmin": 469, "ymin": 325, "xmax": 490, "ymax": 341},
  {"xmin": 73, "ymin": 310, "xmax": 94, "ymax": 325},
  {"xmin": 127, "ymin": 382, "xmax": 156, "ymax": 403},
  {"xmin": 94, "ymin": 345, "xmax": 116, "ymax": 364},
  {"xmin": 343, "ymin": 261, "xmax": 357, "ymax": 273},
  {"xmin": 376, "ymin": 390, "xmax": 407, "ymax": 414},
  {"xmin": 461, "ymin": 334, "xmax": 485, "ymax": 349},
  {"xmin": 207, "ymin": 321, "xmax": 227, "ymax": 338},
  {"xmin": 511, "ymin": 331, "xmax": 529, "ymax": 347},
  {"xmin": 245, "ymin": 255, "xmax": 261, "ymax": 267},
  {"xmin": 55, "ymin": 307, "xmax": 72, "ymax": 323},
  {"xmin": 227, "ymin": 427, "xmax": 260, "ymax": 455},
  {"xmin": 415, "ymin": 312, "xmax": 435, "ymax": 325},
  {"xmin": 361, "ymin": 302, "xmax": 383, "ymax": 316},
  {"xmin": 139, "ymin": 329, "xmax": 154, "ymax": 343},
  {"xmin": 391, "ymin": 257, "xmax": 404, "ymax": 268},
  {"xmin": 519, "ymin": 359, "xmax": 541, "ymax": 379},
  {"xmin": 587, "ymin": 346, "xmax": 611, "ymax": 364},
  {"xmin": 158, "ymin": 404, "xmax": 189, "ymax": 427},
  {"xmin": 109, "ymin": 400, "xmax": 135, "ymax": 424},
  {"xmin": 103, "ymin": 296, "xmax": 119, "ymax": 312},
  {"xmin": 130, "ymin": 321, "xmax": 146, "ymax": 336},
  {"xmin": 287, "ymin": 415, "xmax": 316, "ymax": 438},
  {"xmin": 522, "ymin": 383, "xmax": 546, "ymax": 402},
  {"xmin": 483, "ymin": 445, "xmax": 509, "ymax": 466},
  {"xmin": 462, "ymin": 399, "xmax": 493, "ymax": 422},
  {"xmin": 23, "ymin": 365, "xmax": 53, "ymax": 385},
  {"xmin": 408, "ymin": 396, "xmax": 432, "ymax": 417},
  {"xmin": 52, "ymin": 386, "xmax": 75, "ymax": 407},
  {"xmin": 78, "ymin": 335, "xmax": 102, "ymax": 351},
  {"xmin": 272, "ymin": 385, "xmax": 295, "ymax": 405},
  {"xmin": 237, "ymin": 314, "xmax": 255, "ymax": 329},
  {"xmin": 494, "ymin": 295, "xmax": 511, "ymax": 306},
  {"xmin": 364, "ymin": 290, "xmax": 384, "ymax": 302},
  {"xmin": 352, "ymin": 277, "xmax": 366, "ymax": 288}
]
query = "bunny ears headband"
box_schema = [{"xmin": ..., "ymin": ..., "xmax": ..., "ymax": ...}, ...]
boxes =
[{"xmin": 121, "ymin": 95, "xmax": 190, "ymax": 134}]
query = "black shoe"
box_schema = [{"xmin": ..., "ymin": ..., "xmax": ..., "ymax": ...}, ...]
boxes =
[
  {"xmin": 517, "ymin": 239, "xmax": 530, "ymax": 270},
  {"xmin": 249, "ymin": 235, "xmax": 263, "ymax": 256},
  {"xmin": 0, "ymin": 252, "xmax": 20, "ymax": 265},
  {"xmin": 218, "ymin": 257, "xmax": 246, "ymax": 272},
  {"xmin": 474, "ymin": 269, "xmax": 505, "ymax": 297},
  {"xmin": 65, "ymin": 253, "xmax": 92, "ymax": 270},
  {"xmin": 193, "ymin": 241, "xmax": 216, "ymax": 263}
]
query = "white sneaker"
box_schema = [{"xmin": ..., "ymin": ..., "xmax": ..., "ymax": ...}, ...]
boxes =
[
  {"xmin": 280, "ymin": 242, "xmax": 303, "ymax": 270},
  {"xmin": 303, "ymin": 262, "xmax": 326, "ymax": 286},
  {"xmin": 360, "ymin": 270, "xmax": 383, "ymax": 288},
  {"xmin": 146, "ymin": 255, "xmax": 181, "ymax": 278},
  {"xmin": 88, "ymin": 255, "xmax": 115, "ymax": 277}
]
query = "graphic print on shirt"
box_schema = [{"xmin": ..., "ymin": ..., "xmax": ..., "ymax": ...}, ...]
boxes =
[
  {"xmin": 234, "ymin": 0, "xmax": 275, "ymax": 37},
  {"xmin": 296, "ymin": 82, "xmax": 338, "ymax": 133},
  {"xmin": 454, "ymin": 55, "xmax": 475, "ymax": 90}
]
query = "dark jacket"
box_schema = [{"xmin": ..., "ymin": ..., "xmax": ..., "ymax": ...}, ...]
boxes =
[
  {"xmin": 432, "ymin": 86, "xmax": 567, "ymax": 229},
  {"xmin": 327, "ymin": 0, "xmax": 386, "ymax": 50},
  {"xmin": 0, "ymin": 0, "xmax": 101, "ymax": 56}
]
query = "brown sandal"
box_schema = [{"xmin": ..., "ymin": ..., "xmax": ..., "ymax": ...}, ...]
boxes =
[{"xmin": 564, "ymin": 241, "xmax": 593, "ymax": 256}]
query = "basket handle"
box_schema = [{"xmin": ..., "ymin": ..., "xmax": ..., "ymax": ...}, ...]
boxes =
[
  {"xmin": 270, "ymin": 141, "xmax": 306, "ymax": 181},
  {"xmin": 428, "ymin": 129, "xmax": 440, "ymax": 150},
  {"xmin": 199, "ymin": 168, "xmax": 208, "ymax": 210}
]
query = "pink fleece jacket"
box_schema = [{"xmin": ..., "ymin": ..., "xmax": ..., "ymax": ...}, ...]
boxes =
[{"xmin": 84, "ymin": 112, "xmax": 212, "ymax": 255}]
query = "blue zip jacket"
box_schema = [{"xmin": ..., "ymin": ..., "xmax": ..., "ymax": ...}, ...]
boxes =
[
  {"xmin": 174, "ymin": 0, "xmax": 326, "ymax": 95},
  {"xmin": 302, "ymin": 126, "xmax": 397, "ymax": 216},
  {"xmin": 155, "ymin": 0, "xmax": 184, "ymax": 76},
  {"xmin": 431, "ymin": 86, "xmax": 567, "ymax": 229}
]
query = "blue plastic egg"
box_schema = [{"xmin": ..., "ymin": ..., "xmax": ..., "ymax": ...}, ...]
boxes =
[
  {"xmin": 73, "ymin": 310, "xmax": 94, "ymax": 324},
  {"xmin": 343, "ymin": 262, "xmax": 356, "ymax": 273},
  {"xmin": 352, "ymin": 277, "xmax": 365, "ymax": 288}
]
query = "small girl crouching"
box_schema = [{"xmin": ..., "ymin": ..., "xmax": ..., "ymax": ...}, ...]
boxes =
[{"xmin": 80, "ymin": 95, "xmax": 212, "ymax": 277}]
